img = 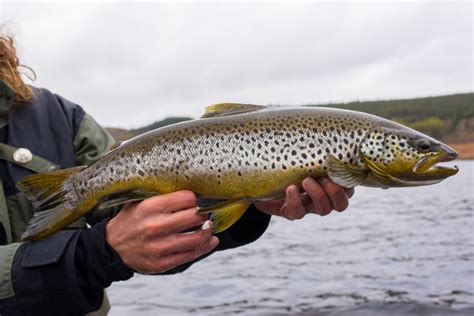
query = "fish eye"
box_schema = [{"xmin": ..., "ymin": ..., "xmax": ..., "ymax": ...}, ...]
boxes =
[{"xmin": 415, "ymin": 139, "xmax": 432, "ymax": 152}]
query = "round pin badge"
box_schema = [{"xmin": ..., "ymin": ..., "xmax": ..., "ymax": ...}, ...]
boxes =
[{"xmin": 12, "ymin": 148, "xmax": 33, "ymax": 164}]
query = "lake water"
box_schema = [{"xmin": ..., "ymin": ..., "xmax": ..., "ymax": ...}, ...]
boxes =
[{"xmin": 107, "ymin": 160, "xmax": 474, "ymax": 316}]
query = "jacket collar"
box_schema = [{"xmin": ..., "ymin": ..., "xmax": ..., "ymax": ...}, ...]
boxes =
[{"xmin": 0, "ymin": 80, "xmax": 16, "ymax": 128}]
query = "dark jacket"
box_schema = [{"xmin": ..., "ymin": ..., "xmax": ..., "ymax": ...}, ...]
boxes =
[{"xmin": 0, "ymin": 81, "xmax": 271, "ymax": 316}]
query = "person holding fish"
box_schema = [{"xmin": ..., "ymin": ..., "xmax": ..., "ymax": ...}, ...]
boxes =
[{"xmin": 0, "ymin": 33, "xmax": 354, "ymax": 315}]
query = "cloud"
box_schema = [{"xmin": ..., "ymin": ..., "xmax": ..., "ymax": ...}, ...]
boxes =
[{"xmin": 1, "ymin": 1, "xmax": 472, "ymax": 128}]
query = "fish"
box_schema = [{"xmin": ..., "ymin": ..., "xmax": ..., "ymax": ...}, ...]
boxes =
[{"xmin": 17, "ymin": 103, "xmax": 459, "ymax": 241}]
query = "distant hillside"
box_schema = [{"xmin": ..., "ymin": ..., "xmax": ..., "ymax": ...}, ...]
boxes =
[
  {"xmin": 310, "ymin": 93, "xmax": 474, "ymax": 142},
  {"xmin": 312, "ymin": 93, "xmax": 473, "ymax": 122},
  {"xmin": 107, "ymin": 93, "xmax": 473, "ymax": 144}
]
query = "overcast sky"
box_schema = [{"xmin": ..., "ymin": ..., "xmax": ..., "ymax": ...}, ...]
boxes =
[{"xmin": 1, "ymin": 1, "xmax": 472, "ymax": 128}]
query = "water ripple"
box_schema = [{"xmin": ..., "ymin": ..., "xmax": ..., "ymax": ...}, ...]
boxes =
[{"xmin": 108, "ymin": 161, "xmax": 474, "ymax": 315}]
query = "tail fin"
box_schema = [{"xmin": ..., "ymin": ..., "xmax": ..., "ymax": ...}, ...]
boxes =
[{"xmin": 16, "ymin": 166, "xmax": 86, "ymax": 241}]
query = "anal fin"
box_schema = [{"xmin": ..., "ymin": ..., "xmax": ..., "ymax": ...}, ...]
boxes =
[{"xmin": 198, "ymin": 200, "xmax": 250, "ymax": 233}]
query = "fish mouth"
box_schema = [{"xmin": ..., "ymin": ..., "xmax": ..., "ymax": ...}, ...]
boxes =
[{"xmin": 413, "ymin": 150, "xmax": 459, "ymax": 177}]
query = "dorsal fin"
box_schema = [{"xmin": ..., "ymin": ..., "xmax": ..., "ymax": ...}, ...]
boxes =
[{"xmin": 201, "ymin": 103, "xmax": 266, "ymax": 118}]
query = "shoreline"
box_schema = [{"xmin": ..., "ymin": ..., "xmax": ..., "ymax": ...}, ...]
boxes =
[{"xmin": 448, "ymin": 143, "xmax": 474, "ymax": 160}]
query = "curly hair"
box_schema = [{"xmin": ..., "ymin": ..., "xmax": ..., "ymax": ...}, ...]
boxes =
[{"xmin": 0, "ymin": 32, "xmax": 36, "ymax": 104}]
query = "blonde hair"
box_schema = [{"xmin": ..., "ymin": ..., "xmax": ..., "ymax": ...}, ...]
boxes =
[{"xmin": 0, "ymin": 31, "xmax": 36, "ymax": 104}]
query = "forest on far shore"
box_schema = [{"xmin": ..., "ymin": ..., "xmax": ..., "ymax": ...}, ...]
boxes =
[{"xmin": 107, "ymin": 93, "xmax": 473, "ymax": 145}]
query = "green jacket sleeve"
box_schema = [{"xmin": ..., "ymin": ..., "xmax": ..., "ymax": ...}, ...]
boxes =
[
  {"xmin": 0, "ymin": 242, "xmax": 21, "ymax": 300},
  {"xmin": 73, "ymin": 113, "xmax": 116, "ymax": 166}
]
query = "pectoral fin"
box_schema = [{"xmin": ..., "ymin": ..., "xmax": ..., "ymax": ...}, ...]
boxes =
[
  {"xmin": 327, "ymin": 155, "xmax": 368, "ymax": 188},
  {"xmin": 198, "ymin": 200, "xmax": 250, "ymax": 233}
]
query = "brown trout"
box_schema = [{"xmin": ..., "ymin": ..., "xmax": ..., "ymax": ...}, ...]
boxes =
[{"xmin": 17, "ymin": 103, "xmax": 459, "ymax": 241}]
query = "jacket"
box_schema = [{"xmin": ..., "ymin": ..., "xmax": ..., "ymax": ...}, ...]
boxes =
[{"xmin": 0, "ymin": 80, "xmax": 271, "ymax": 315}]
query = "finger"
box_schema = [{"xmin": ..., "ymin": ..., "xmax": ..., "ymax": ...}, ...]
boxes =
[
  {"xmin": 254, "ymin": 198, "xmax": 285, "ymax": 214},
  {"xmin": 299, "ymin": 192, "xmax": 313, "ymax": 210},
  {"xmin": 149, "ymin": 236, "xmax": 219, "ymax": 273},
  {"xmin": 302, "ymin": 177, "xmax": 332, "ymax": 216},
  {"xmin": 318, "ymin": 177, "xmax": 349, "ymax": 212},
  {"xmin": 149, "ymin": 228, "xmax": 213, "ymax": 256},
  {"xmin": 143, "ymin": 208, "xmax": 208, "ymax": 238},
  {"xmin": 344, "ymin": 187, "xmax": 355, "ymax": 199},
  {"xmin": 139, "ymin": 190, "xmax": 197, "ymax": 215},
  {"xmin": 284, "ymin": 185, "xmax": 306, "ymax": 220}
]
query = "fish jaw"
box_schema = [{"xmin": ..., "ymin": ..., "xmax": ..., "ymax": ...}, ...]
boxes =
[{"xmin": 412, "ymin": 150, "xmax": 459, "ymax": 178}]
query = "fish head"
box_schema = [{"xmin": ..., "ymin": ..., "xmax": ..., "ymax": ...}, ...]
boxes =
[{"xmin": 358, "ymin": 124, "xmax": 459, "ymax": 187}]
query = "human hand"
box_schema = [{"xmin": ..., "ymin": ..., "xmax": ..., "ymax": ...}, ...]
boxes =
[
  {"xmin": 255, "ymin": 177, "xmax": 354, "ymax": 220},
  {"xmin": 105, "ymin": 191, "xmax": 219, "ymax": 274}
]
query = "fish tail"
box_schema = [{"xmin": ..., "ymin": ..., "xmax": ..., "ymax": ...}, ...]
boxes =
[
  {"xmin": 17, "ymin": 166, "xmax": 87, "ymax": 241},
  {"xmin": 198, "ymin": 200, "xmax": 250, "ymax": 233}
]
